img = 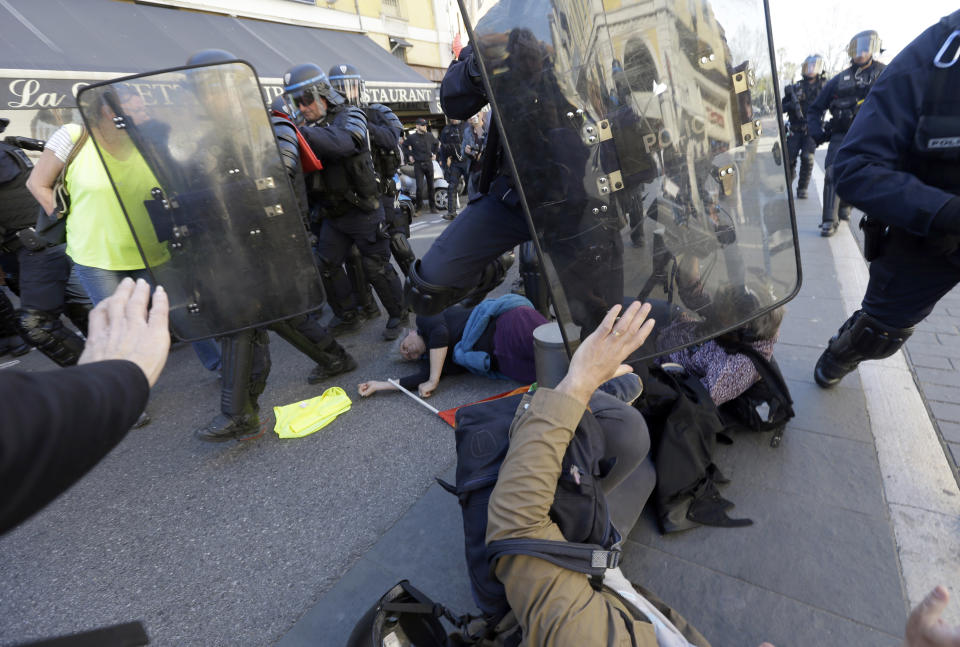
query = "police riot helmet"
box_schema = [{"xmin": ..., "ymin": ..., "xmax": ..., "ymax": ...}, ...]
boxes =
[
  {"xmin": 186, "ymin": 48, "xmax": 237, "ymax": 66},
  {"xmin": 801, "ymin": 54, "xmax": 824, "ymax": 79},
  {"xmin": 848, "ymin": 30, "xmax": 881, "ymax": 65},
  {"xmin": 328, "ymin": 63, "xmax": 365, "ymax": 106},
  {"xmin": 345, "ymin": 580, "xmax": 448, "ymax": 647},
  {"xmin": 282, "ymin": 63, "xmax": 344, "ymax": 115}
]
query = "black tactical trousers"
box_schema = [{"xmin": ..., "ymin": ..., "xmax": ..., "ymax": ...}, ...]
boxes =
[{"xmin": 861, "ymin": 244, "xmax": 960, "ymax": 329}]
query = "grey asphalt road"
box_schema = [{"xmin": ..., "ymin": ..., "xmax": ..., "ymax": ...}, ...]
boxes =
[{"xmin": 0, "ymin": 209, "xmax": 523, "ymax": 647}]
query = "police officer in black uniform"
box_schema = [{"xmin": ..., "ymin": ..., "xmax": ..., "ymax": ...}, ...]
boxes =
[
  {"xmin": 180, "ymin": 50, "xmax": 356, "ymax": 442},
  {"xmin": 327, "ymin": 63, "xmax": 415, "ymax": 330},
  {"xmin": 284, "ymin": 63, "xmax": 408, "ymax": 341},
  {"xmin": 814, "ymin": 13, "xmax": 960, "ymax": 388},
  {"xmin": 438, "ymin": 118, "xmax": 469, "ymax": 220},
  {"xmin": 807, "ymin": 31, "xmax": 886, "ymax": 237},
  {"xmin": 0, "ymin": 119, "xmax": 89, "ymax": 366},
  {"xmin": 782, "ymin": 54, "xmax": 826, "ymax": 199},
  {"xmin": 403, "ymin": 44, "xmax": 530, "ymax": 317},
  {"xmin": 402, "ymin": 118, "xmax": 440, "ymax": 213}
]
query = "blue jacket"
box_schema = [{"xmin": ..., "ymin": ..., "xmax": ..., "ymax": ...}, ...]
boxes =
[
  {"xmin": 833, "ymin": 13, "xmax": 960, "ymax": 236},
  {"xmin": 454, "ymin": 294, "xmax": 533, "ymax": 378}
]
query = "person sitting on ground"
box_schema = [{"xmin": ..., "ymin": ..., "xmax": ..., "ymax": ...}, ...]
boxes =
[
  {"xmin": 486, "ymin": 300, "xmax": 716, "ymax": 646},
  {"xmin": 358, "ymin": 293, "xmax": 546, "ymax": 399},
  {"xmin": 655, "ymin": 285, "xmax": 784, "ymax": 405},
  {"xmin": 0, "ymin": 277, "xmax": 170, "ymax": 535}
]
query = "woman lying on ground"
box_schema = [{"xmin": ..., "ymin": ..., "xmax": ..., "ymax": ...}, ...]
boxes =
[{"xmin": 358, "ymin": 293, "xmax": 546, "ymax": 399}]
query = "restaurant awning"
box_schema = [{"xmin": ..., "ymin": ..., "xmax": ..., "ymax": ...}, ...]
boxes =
[{"xmin": 0, "ymin": 0, "xmax": 439, "ymax": 112}]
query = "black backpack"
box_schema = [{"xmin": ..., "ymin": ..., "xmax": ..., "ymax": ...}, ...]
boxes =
[
  {"xmin": 437, "ymin": 391, "xmax": 622, "ymax": 642},
  {"xmin": 715, "ymin": 339, "xmax": 795, "ymax": 447}
]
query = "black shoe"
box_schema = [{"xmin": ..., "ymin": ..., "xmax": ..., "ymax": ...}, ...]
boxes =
[
  {"xmin": 814, "ymin": 349, "xmax": 854, "ymax": 388},
  {"xmin": 820, "ymin": 222, "xmax": 837, "ymax": 237},
  {"xmin": 838, "ymin": 210, "xmax": 851, "ymax": 222},
  {"xmin": 132, "ymin": 411, "xmax": 151, "ymax": 429},
  {"xmin": 195, "ymin": 413, "xmax": 262, "ymax": 442},
  {"xmin": 360, "ymin": 303, "xmax": 381, "ymax": 320},
  {"xmin": 307, "ymin": 349, "xmax": 358, "ymax": 384},
  {"xmin": 382, "ymin": 313, "xmax": 409, "ymax": 341},
  {"xmin": 329, "ymin": 313, "xmax": 363, "ymax": 336},
  {"xmin": 797, "ymin": 188, "xmax": 808, "ymax": 199},
  {"xmin": 443, "ymin": 213, "xmax": 456, "ymax": 221}
]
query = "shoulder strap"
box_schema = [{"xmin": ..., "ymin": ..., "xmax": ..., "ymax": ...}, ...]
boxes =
[{"xmin": 487, "ymin": 537, "xmax": 621, "ymax": 580}]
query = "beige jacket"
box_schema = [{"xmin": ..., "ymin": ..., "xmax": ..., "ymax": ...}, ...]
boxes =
[{"xmin": 485, "ymin": 388, "xmax": 660, "ymax": 647}]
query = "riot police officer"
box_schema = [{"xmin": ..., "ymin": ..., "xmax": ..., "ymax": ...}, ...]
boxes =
[
  {"xmin": 180, "ymin": 50, "xmax": 356, "ymax": 442},
  {"xmin": 782, "ymin": 54, "xmax": 826, "ymax": 199},
  {"xmin": 402, "ymin": 118, "xmax": 440, "ymax": 213},
  {"xmin": 814, "ymin": 13, "xmax": 960, "ymax": 388},
  {"xmin": 1, "ymin": 119, "xmax": 90, "ymax": 366},
  {"xmin": 285, "ymin": 63, "xmax": 408, "ymax": 341},
  {"xmin": 327, "ymin": 63, "xmax": 415, "ymax": 326},
  {"xmin": 807, "ymin": 31, "xmax": 886, "ymax": 237}
]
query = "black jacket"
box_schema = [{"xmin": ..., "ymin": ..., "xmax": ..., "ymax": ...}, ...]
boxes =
[
  {"xmin": 402, "ymin": 131, "xmax": 439, "ymax": 163},
  {"xmin": 0, "ymin": 360, "xmax": 149, "ymax": 535}
]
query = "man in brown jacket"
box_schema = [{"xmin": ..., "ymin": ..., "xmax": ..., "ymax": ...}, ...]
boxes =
[{"xmin": 486, "ymin": 300, "xmax": 711, "ymax": 646}]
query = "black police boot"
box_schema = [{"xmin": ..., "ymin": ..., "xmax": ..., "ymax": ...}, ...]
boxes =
[
  {"xmin": 329, "ymin": 310, "xmax": 363, "ymax": 336},
  {"xmin": 195, "ymin": 412, "xmax": 262, "ymax": 442},
  {"xmin": 820, "ymin": 221, "xmax": 838, "ymax": 237},
  {"xmin": 196, "ymin": 329, "xmax": 269, "ymax": 441},
  {"xmin": 383, "ymin": 312, "xmax": 409, "ymax": 341},
  {"xmin": 838, "ymin": 205, "xmax": 852, "ymax": 221},
  {"xmin": 813, "ymin": 311, "xmax": 913, "ymax": 388},
  {"xmin": 307, "ymin": 343, "xmax": 357, "ymax": 384},
  {"xmin": 796, "ymin": 186, "xmax": 807, "ymax": 199}
]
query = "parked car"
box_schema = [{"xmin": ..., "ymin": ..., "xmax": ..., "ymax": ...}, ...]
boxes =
[{"xmin": 398, "ymin": 162, "xmax": 465, "ymax": 211}]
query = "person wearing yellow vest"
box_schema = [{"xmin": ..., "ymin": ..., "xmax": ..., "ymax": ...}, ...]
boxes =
[{"xmin": 27, "ymin": 86, "xmax": 222, "ymax": 397}]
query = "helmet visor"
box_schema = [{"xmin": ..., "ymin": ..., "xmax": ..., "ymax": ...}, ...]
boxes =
[
  {"xmin": 848, "ymin": 33, "xmax": 879, "ymax": 60},
  {"xmin": 801, "ymin": 57, "xmax": 823, "ymax": 77},
  {"xmin": 331, "ymin": 77, "xmax": 365, "ymax": 106}
]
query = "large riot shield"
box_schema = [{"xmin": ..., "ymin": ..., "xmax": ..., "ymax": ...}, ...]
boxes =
[
  {"xmin": 76, "ymin": 62, "xmax": 323, "ymax": 341},
  {"xmin": 462, "ymin": 0, "xmax": 800, "ymax": 359}
]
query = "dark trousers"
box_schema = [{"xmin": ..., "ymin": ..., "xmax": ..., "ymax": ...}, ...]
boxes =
[
  {"xmin": 591, "ymin": 390, "xmax": 655, "ymax": 536},
  {"xmin": 413, "ymin": 160, "xmax": 435, "ymax": 209},
  {"xmin": 17, "ymin": 244, "xmax": 89, "ymax": 315},
  {"xmin": 862, "ymin": 243, "xmax": 960, "ymax": 329},
  {"xmin": 316, "ymin": 207, "xmax": 403, "ymax": 317},
  {"xmin": 786, "ymin": 132, "xmax": 816, "ymax": 187},
  {"xmin": 822, "ymin": 134, "xmax": 852, "ymax": 225},
  {"xmin": 419, "ymin": 192, "xmax": 529, "ymax": 289},
  {"xmin": 446, "ymin": 162, "xmax": 469, "ymax": 215}
]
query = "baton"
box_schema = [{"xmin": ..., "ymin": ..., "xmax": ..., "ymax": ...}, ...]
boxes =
[{"xmin": 387, "ymin": 378, "xmax": 440, "ymax": 414}]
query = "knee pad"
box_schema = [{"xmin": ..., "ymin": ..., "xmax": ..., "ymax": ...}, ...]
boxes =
[
  {"xmin": 829, "ymin": 310, "xmax": 913, "ymax": 362},
  {"xmin": 405, "ymin": 260, "xmax": 472, "ymax": 316},
  {"xmin": 460, "ymin": 251, "xmax": 516, "ymax": 307},
  {"xmin": 17, "ymin": 308, "xmax": 83, "ymax": 367},
  {"xmin": 389, "ymin": 233, "xmax": 416, "ymax": 276}
]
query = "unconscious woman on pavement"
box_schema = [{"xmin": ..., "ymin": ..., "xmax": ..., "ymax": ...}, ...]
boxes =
[{"xmin": 357, "ymin": 293, "xmax": 546, "ymax": 399}]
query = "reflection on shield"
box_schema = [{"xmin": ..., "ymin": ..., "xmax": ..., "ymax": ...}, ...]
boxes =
[
  {"xmin": 462, "ymin": 0, "xmax": 799, "ymax": 359},
  {"xmin": 76, "ymin": 62, "xmax": 324, "ymax": 341}
]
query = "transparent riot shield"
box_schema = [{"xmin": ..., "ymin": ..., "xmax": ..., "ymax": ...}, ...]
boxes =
[
  {"xmin": 76, "ymin": 62, "xmax": 323, "ymax": 341},
  {"xmin": 461, "ymin": 0, "xmax": 800, "ymax": 359}
]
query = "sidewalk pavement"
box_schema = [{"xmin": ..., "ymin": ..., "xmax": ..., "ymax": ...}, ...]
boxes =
[{"xmin": 279, "ymin": 170, "xmax": 959, "ymax": 647}]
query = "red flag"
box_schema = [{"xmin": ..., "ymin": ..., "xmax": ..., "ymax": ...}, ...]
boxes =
[
  {"xmin": 452, "ymin": 32, "xmax": 464, "ymax": 59},
  {"xmin": 437, "ymin": 384, "xmax": 530, "ymax": 427}
]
